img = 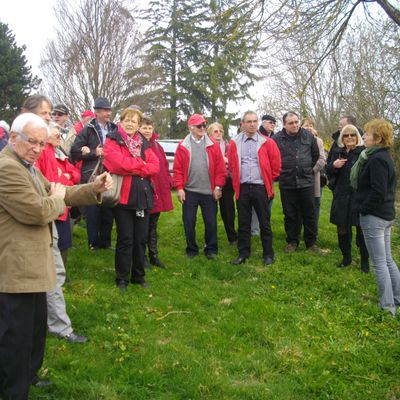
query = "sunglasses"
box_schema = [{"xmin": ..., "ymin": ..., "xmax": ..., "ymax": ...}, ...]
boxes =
[
  {"xmin": 342, "ymin": 133, "xmax": 357, "ymax": 138},
  {"xmin": 195, "ymin": 123, "xmax": 207, "ymax": 129}
]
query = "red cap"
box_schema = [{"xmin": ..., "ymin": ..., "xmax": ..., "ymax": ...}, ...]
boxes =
[
  {"xmin": 81, "ymin": 110, "xmax": 95, "ymax": 118},
  {"xmin": 188, "ymin": 114, "xmax": 207, "ymax": 126}
]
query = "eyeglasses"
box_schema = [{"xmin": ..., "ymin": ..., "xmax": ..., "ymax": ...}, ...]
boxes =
[
  {"xmin": 342, "ymin": 133, "xmax": 357, "ymax": 138},
  {"xmin": 195, "ymin": 124, "xmax": 207, "ymax": 129},
  {"xmin": 17, "ymin": 131, "xmax": 46, "ymax": 148},
  {"xmin": 213, "ymin": 129, "xmax": 223, "ymax": 134},
  {"xmin": 52, "ymin": 112, "xmax": 66, "ymax": 117}
]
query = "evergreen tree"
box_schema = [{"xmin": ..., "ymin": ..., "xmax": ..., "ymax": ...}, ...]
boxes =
[{"xmin": 0, "ymin": 22, "xmax": 39, "ymax": 122}]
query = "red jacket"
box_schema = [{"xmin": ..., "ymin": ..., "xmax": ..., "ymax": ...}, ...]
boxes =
[
  {"xmin": 227, "ymin": 132, "xmax": 281, "ymax": 200},
  {"xmin": 103, "ymin": 132, "xmax": 159, "ymax": 206},
  {"xmin": 149, "ymin": 134, "xmax": 173, "ymax": 214},
  {"xmin": 173, "ymin": 134, "xmax": 227, "ymax": 191},
  {"xmin": 35, "ymin": 144, "xmax": 80, "ymax": 221}
]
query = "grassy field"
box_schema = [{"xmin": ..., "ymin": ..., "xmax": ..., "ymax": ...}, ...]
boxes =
[{"xmin": 31, "ymin": 187, "xmax": 400, "ymax": 400}]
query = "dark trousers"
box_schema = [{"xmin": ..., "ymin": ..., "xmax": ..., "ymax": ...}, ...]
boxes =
[
  {"xmin": 147, "ymin": 212, "xmax": 160, "ymax": 261},
  {"xmin": 218, "ymin": 177, "xmax": 237, "ymax": 243},
  {"xmin": 114, "ymin": 207, "xmax": 149, "ymax": 284},
  {"xmin": 0, "ymin": 292, "xmax": 47, "ymax": 400},
  {"xmin": 85, "ymin": 204, "xmax": 113, "ymax": 248},
  {"xmin": 237, "ymin": 183, "xmax": 273, "ymax": 258},
  {"xmin": 280, "ymin": 186, "xmax": 316, "ymax": 247},
  {"xmin": 182, "ymin": 190, "xmax": 218, "ymax": 256},
  {"xmin": 337, "ymin": 225, "xmax": 369, "ymax": 261}
]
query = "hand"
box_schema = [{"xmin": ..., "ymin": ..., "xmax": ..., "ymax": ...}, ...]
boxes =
[
  {"xmin": 333, "ymin": 158, "xmax": 347, "ymax": 169},
  {"xmin": 213, "ymin": 187, "xmax": 222, "ymax": 200},
  {"xmin": 81, "ymin": 146, "xmax": 90, "ymax": 155},
  {"xmin": 49, "ymin": 182, "xmax": 66, "ymax": 199},
  {"xmin": 92, "ymin": 171, "xmax": 113, "ymax": 193},
  {"xmin": 95, "ymin": 145, "xmax": 103, "ymax": 157},
  {"xmin": 177, "ymin": 189, "xmax": 185, "ymax": 204}
]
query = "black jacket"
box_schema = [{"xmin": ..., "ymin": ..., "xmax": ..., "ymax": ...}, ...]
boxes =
[
  {"xmin": 354, "ymin": 148, "xmax": 396, "ymax": 221},
  {"xmin": 273, "ymin": 128, "xmax": 319, "ymax": 189},
  {"xmin": 70, "ymin": 119, "xmax": 118, "ymax": 183},
  {"xmin": 327, "ymin": 145, "xmax": 364, "ymax": 226}
]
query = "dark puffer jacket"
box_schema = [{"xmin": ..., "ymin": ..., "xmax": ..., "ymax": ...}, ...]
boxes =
[
  {"xmin": 273, "ymin": 128, "xmax": 319, "ymax": 189},
  {"xmin": 327, "ymin": 145, "xmax": 364, "ymax": 226},
  {"xmin": 70, "ymin": 119, "xmax": 118, "ymax": 183}
]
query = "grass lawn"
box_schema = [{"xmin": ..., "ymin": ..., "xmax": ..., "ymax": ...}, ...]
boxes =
[{"xmin": 31, "ymin": 187, "xmax": 400, "ymax": 400}]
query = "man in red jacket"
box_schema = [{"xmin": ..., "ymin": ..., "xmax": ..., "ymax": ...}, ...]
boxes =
[
  {"xmin": 228, "ymin": 111, "xmax": 281, "ymax": 266},
  {"xmin": 173, "ymin": 114, "xmax": 227, "ymax": 259}
]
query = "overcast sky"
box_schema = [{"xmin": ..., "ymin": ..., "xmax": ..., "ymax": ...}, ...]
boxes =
[{"xmin": 2, "ymin": 0, "xmax": 58, "ymax": 78}]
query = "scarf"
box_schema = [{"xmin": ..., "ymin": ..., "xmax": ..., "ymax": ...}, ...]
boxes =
[
  {"xmin": 118, "ymin": 126, "xmax": 143, "ymax": 158},
  {"xmin": 350, "ymin": 145, "xmax": 381, "ymax": 190}
]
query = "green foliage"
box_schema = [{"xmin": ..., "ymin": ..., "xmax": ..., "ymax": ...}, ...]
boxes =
[
  {"xmin": 0, "ymin": 22, "xmax": 39, "ymax": 122},
  {"xmin": 30, "ymin": 188, "xmax": 400, "ymax": 399},
  {"xmin": 141, "ymin": 0, "xmax": 260, "ymax": 137}
]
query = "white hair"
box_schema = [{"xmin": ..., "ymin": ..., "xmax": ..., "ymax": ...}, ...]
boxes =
[
  {"xmin": 0, "ymin": 120, "xmax": 10, "ymax": 132},
  {"xmin": 337, "ymin": 124, "xmax": 364, "ymax": 148},
  {"xmin": 11, "ymin": 113, "xmax": 49, "ymax": 137}
]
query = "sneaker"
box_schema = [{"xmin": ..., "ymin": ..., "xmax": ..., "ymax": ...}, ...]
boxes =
[
  {"xmin": 61, "ymin": 332, "xmax": 87, "ymax": 344},
  {"xmin": 285, "ymin": 242, "xmax": 298, "ymax": 253}
]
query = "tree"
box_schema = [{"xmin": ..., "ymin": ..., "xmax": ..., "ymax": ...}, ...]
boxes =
[
  {"xmin": 142, "ymin": 0, "xmax": 261, "ymax": 137},
  {"xmin": 40, "ymin": 0, "xmax": 143, "ymax": 119},
  {"xmin": 0, "ymin": 22, "xmax": 39, "ymax": 122}
]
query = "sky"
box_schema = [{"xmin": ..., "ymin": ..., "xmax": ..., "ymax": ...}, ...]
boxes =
[{"xmin": 2, "ymin": 0, "xmax": 58, "ymax": 78}]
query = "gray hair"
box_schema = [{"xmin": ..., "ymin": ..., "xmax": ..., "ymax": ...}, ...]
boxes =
[
  {"xmin": 11, "ymin": 113, "xmax": 49, "ymax": 137},
  {"xmin": 337, "ymin": 124, "xmax": 364, "ymax": 148},
  {"xmin": 241, "ymin": 111, "xmax": 258, "ymax": 122}
]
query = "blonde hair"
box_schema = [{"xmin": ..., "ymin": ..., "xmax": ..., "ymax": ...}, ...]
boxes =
[
  {"xmin": 207, "ymin": 122, "xmax": 224, "ymax": 137},
  {"xmin": 364, "ymin": 118, "xmax": 393, "ymax": 147},
  {"xmin": 120, "ymin": 108, "xmax": 143, "ymax": 125},
  {"xmin": 337, "ymin": 124, "xmax": 364, "ymax": 148}
]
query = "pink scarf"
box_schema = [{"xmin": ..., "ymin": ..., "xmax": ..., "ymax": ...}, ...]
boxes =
[{"xmin": 118, "ymin": 126, "xmax": 143, "ymax": 158}]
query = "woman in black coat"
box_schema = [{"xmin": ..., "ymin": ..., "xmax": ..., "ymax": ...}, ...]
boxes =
[{"xmin": 326, "ymin": 124, "xmax": 369, "ymax": 271}]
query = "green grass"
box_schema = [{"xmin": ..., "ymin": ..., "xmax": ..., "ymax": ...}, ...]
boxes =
[{"xmin": 31, "ymin": 187, "xmax": 400, "ymax": 400}]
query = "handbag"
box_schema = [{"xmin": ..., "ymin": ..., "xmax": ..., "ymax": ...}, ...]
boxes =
[{"xmin": 89, "ymin": 157, "xmax": 123, "ymax": 207}]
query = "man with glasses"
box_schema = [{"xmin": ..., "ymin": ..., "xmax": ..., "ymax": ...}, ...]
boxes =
[
  {"xmin": 0, "ymin": 113, "xmax": 112, "ymax": 398},
  {"xmin": 51, "ymin": 104, "xmax": 76, "ymax": 157},
  {"xmin": 228, "ymin": 111, "xmax": 281, "ymax": 266},
  {"xmin": 273, "ymin": 111, "xmax": 321, "ymax": 253},
  {"xmin": 173, "ymin": 114, "xmax": 226, "ymax": 259},
  {"xmin": 259, "ymin": 114, "xmax": 276, "ymax": 138}
]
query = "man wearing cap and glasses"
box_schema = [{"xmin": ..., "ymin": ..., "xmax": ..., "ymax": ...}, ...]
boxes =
[
  {"xmin": 51, "ymin": 104, "xmax": 76, "ymax": 157},
  {"xmin": 173, "ymin": 114, "xmax": 227, "ymax": 259},
  {"xmin": 259, "ymin": 114, "xmax": 277, "ymax": 138},
  {"xmin": 71, "ymin": 97, "xmax": 116, "ymax": 250}
]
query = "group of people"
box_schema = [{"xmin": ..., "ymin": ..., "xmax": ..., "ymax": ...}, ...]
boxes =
[{"xmin": 0, "ymin": 93, "xmax": 398, "ymax": 399}]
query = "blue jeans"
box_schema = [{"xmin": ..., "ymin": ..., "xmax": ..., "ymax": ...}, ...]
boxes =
[{"xmin": 360, "ymin": 214, "xmax": 400, "ymax": 315}]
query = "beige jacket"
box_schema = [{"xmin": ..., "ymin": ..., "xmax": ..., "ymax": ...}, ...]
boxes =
[{"xmin": 0, "ymin": 146, "xmax": 98, "ymax": 293}]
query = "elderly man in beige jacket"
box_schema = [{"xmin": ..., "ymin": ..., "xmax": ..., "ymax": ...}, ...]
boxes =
[{"xmin": 0, "ymin": 113, "xmax": 112, "ymax": 399}]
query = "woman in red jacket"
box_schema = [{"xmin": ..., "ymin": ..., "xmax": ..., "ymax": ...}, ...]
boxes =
[
  {"xmin": 103, "ymin": 109, "xmax": 159, "ymax": 291},
  {"xmin": 139, "ymin": 117, "xmax": 173, "ymax": 269}
]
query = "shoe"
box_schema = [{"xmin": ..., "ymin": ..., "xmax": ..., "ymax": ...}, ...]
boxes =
[
  {"xmin": 62, "ymin": 332, "xmax": 87, "ymax": 344},
  {"xmin": 150, "ymin": 257, "xmax": 166, "ymax": 269},
  {"xmin": 337, "ymin": 257, "xmax": 352, "ymax": 268},
  {"xmin": 231, "ymin": 255, "xmax": 248, "ymax": 265},
  {"xmin": 31, "ymin": 377, "xmax": 52, "ymax": 387},
  {"xmin": 89, "ymin": 244, "xmax": 100, "ymax": 251},
  {"xmin": 206, "ymin": 253, "xmax": 217, "ymax": 260},
  {"xmin": 306, "ymin": 244, "xmax": 323, "ymax": 254},
  {"xmin": 133, "ymin": 281, "xmax": 151, "ymax": 289},
  {"xmin": 117, "ymin": 281, "xmax": 128, "ymax": 292},
  {"xmin": 263, "ymin": 257, "xmax": 274, "ymax": 266},
  {"xmin": 285, "ymin": 242, "xmax": 298, "ymax": 253}
]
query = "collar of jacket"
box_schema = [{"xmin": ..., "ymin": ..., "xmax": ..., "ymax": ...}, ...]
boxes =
[
  {"xmin": 107, "ymin": 129, "xmax": 151, "ymax": 151},
  {"xmin": 231, "ymin": 131, "xmax": 267, "ymax": 148},
  {"xmin": 181, "ymin": 133, "xmax": 214, "ymax": 151}
]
